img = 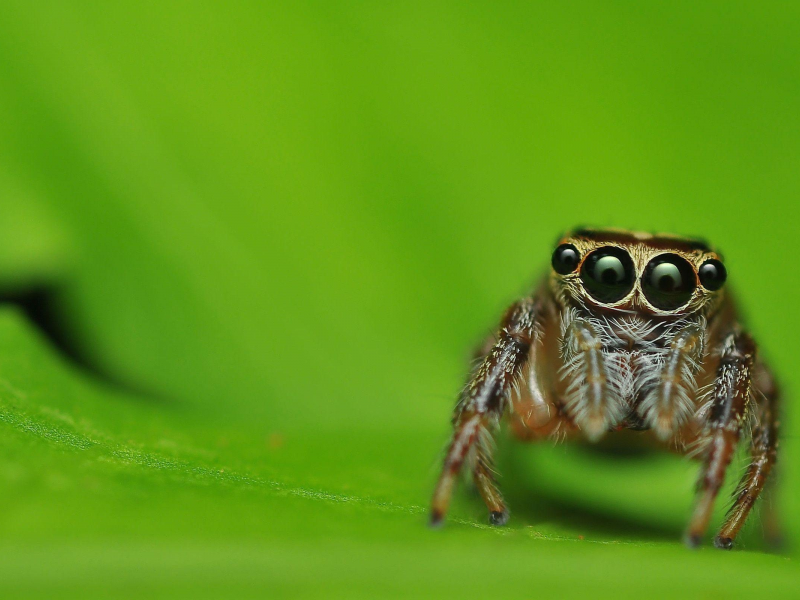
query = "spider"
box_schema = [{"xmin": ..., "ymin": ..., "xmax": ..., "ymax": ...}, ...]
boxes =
[{"xmin": 430, "ymin": 228, "xmax": 779, "ymax": 549}]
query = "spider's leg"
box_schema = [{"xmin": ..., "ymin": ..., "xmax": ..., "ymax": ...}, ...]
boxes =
[
  {"xmin": 472, "ymin": 433, "xmax": 507, "ymax": 525},
  {"xmin": 430, "ymin": 297, "xmax": 539, "ymax": 527},
  {"xmin": 685, "ymin": 330, "xmax": 756, "ymax": 548},
  {"xmin": 714, "ymin": 362, "xmax": 779, "ymax": 549}
]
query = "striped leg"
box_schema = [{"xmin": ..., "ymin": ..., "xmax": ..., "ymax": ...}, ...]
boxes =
[
  {"xmin": 685, "ymin": 330, "xmax": 756, "ymax": 548},
  {"xmin": 430, "ymin": 298, "xmax": 538, "ymax": 527},
  {"xmin": 714, "ymin": 363, "xmax": 779, "ymax": 549}
]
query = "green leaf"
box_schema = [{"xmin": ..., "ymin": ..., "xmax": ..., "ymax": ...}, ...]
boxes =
[{"xmin": 0, "ymin": 2, "xmax": 798, "ymax": 598}]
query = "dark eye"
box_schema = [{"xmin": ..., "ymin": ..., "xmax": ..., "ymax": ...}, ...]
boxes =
[
  {"xmin": 698, "ymin": 259, "xmax": 727, "ymax": 291},
  {"xmin": 580, "ymin": 247, "xmax": 635, "ymax": 303},
  {"xmin": 642, "ymin": 254, "xmax": 697, "ymax": 310},
  {"xmin": 552, "ymin": 244, "xmax": 581, "ymax": 275}
]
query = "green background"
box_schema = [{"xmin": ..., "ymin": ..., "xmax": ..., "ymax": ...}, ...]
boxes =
[{"xmin": 0, "ymin": 1, "xmax": 798, "ymax": 597}]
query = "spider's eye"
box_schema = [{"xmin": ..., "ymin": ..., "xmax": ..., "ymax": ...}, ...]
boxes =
[
  {"xmin": 580, "ymin": 247, "xmax": 635, "ymax": 303},
  {"xmin": 642, "ymin": 254, "xmax": 697, "ymax": 310},
  {"xmin": 698, "ymin": 259, "xmax": 727, "ymax": 291},
  {"xmin": 551, "ymin": 243, "xmax": 581, "ymax": 275}
]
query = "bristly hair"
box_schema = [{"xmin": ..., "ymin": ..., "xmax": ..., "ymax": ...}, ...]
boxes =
[
  {"xmin": 559, "ymin": 307, "xmax": 708, "ymax": 440},
  {"xmin": 638, "ymin": 320, "xmax": 706, "ymax": 439},
  {"xmin": 559, "ymin": 308, "xmax": 626, "ymax": 439}
]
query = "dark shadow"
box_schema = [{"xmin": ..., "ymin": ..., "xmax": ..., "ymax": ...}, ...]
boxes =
[
  {"xmin": 575, "ymin": 437, "xmax": 660, "ymax": 460},
  {"xmin": 486, "ymin": 439, "xmax": 779, "ymax": 552},
  {"xmin": 0, "ymin": 283, "xmax": 167, "ymax": 400},
  {"xmin": 496, "ymin": 447, "xmax": 681, "ymax": 543},
  {"xmin": 0, "ymin": 285, "xmax": 79, "ymax": 365}
]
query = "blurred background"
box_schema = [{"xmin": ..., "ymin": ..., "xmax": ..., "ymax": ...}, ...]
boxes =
[{"xmin": 0, "ymin": 1, "xmax": 798, "ymax": 597}]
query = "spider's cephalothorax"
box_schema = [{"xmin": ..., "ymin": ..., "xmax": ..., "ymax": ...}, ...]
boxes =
[{"xmin": 430, "ymin": 228, "xmax": 779, "ymax": 550}]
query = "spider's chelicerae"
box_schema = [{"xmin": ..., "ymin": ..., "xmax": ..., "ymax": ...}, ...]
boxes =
[{"xmin": 430, "ymin": 228, "xmax": 779, "ymax": 549}]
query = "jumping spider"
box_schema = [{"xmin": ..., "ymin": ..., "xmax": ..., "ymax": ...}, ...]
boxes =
[{"xmin": 430, "ymin": 228, "xmax": 779, "ymax": 549}]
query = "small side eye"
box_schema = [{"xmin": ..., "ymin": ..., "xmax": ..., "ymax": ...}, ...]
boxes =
[
  {"xmin": 698, "ymin": 259, "xmax": 727, "ymax": 291},
  {"xmin": 580, "ymin": 247, "xmax": 635, "ymax": 303},
  {"xmin": 552, "ymin": 244, "xmax": 581, "ymax": 275},
  {"xmin": 642, "ymin": 254, "xmax": 697, "ymax": 310}
]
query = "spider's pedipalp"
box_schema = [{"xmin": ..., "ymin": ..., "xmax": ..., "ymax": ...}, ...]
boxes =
[
  {"xmin": 559, "ymin": 312, "xmax": 625, "ymax": 440},
  {"xmin": 639, "ymin": 321, "xmax": 705, "ymax": 440}
]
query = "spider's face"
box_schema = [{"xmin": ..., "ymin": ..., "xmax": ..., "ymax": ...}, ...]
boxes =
[{"xmin": 549, "ymin": 228, "xmax": 727, "ymax": 317}]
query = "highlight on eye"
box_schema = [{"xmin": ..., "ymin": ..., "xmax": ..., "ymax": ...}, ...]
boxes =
[
  {"xmin": 642, "ymin": 253, "xmax": 697, "ymax": 310},
  {"xmin": 698, "ymin": 259, "xmax": 727, "ymax": 291},
  {"xmin": 579, "ymin": 247, "xmax": 635, "ymax": 303},
  {"xmin": 551, "ymin": 243, "xmax": 581, "ymax": 274}
]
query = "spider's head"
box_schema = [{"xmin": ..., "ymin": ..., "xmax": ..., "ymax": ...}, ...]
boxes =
[{"xmin": 549, "ymin": 227, "xmax": 727, "ymax": 318}]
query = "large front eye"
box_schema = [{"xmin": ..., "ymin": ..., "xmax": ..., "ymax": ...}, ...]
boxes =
[
  {"xmin": 642, "ymin": 254, "xmax": 697, "ymax": 310},
  {"xmin": 580, "ymin": 247, "xmax": 635, "ymax": 303}
]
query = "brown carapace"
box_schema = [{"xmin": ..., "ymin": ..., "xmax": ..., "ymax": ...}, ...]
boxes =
[{"xmin": 430, "ymin": 228, "xmax": 779, "ymax": 549}]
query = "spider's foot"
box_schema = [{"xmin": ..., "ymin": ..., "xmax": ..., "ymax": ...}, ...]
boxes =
[
  {"xmin": 489, "ymin": 510, "xmax": 509, "ymax": 526},
  {"xmin": 428, "ymin": 509, "xmax": 444, "ymax": 529},
  {"xmin": 683, "ymin": 531, "xmax": 702, "ymax": 549},
  {"xmin": 713, "ymin": 535, "xmax": 734, "ymax": 550}
]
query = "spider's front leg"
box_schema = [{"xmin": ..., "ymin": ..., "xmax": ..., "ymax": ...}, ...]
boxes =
[
  {"xmin": 429, "ymin": 297, "xmax": 540, "ymax": 528},
  {"xmin": 685, "ymin": 329, "xmax": 758, "ymax": 548}
]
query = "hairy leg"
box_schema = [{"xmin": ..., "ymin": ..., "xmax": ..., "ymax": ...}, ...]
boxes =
[
  {"xmin": 685, "ymin": 330, "xmax": 756, "ymax": 548},
  {"xmin": 714, "ymin": 363, "xmax": 779, "ymax": 549},
  {"xmin": 472, "ymin": 433, "xmax": 508, "ymax": 525},
  {"xmin": 430, "ymin": 298, "xmax": 539, "ymax": 527}
]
